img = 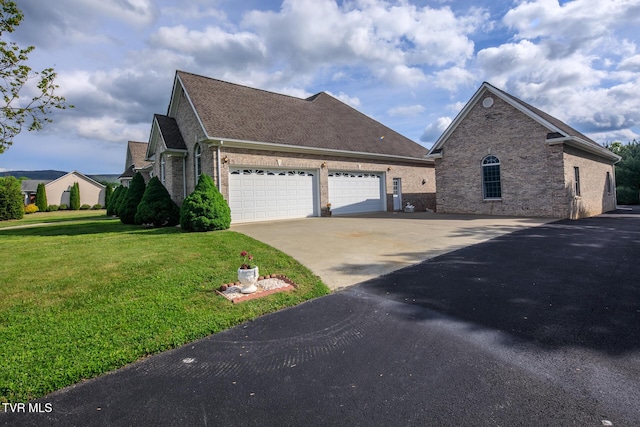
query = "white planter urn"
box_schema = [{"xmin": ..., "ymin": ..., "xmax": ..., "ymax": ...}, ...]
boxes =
[{"xmin": 238, "ymin": 267, "xmax": 259, "ymax": 294}]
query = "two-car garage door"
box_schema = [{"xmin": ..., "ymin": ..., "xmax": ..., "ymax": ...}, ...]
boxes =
[
  {"xmin": 229, "ymin": 168, "xmax": 385, "ymax": 223},
  {"xmin": 229, "ymin": 168, "xmax": 317, "ymax": 223}
]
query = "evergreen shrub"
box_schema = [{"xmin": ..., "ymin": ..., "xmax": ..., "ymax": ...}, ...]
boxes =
[
  {"xmin": 36, "ymin": 183, "xmax": 47, "ymax": 212},
  {"xmin": 0, "ymin": 176, "xmax": 25, "ymax": 220},
  {"xmin": 119, "ymin": 173, "xmax": 146, "ymax": 224},
  {"xmin": 180, "ymin": 174, "xmax": 231, "ymax": 232},
  {"xmin": 135, "ymin": 177, "xmax": 180, "ymax": 227}
]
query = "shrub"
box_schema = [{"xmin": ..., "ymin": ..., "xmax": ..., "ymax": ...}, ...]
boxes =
[
  {"xmin": 119, "ymin": 173, "xmax": 146, "ymax": 225},
  {"xmin": 0, "ymin": 176, "xmax": 24, "ymax": 221},
  {"xmin": 116, "ymin": 187, "xmax": 129, "ymax": 217},
  {"xmin": 80, "ymin": 204, "xmax": 91, "ymax": 210},
  {"xmin": 180, "ymin": 174, "xmax": 231, "ymax": 232},
  {"xmin": 36, "ymin": 183, "xmax": 48, "ymax": 212},
  {"xmin": 47, "ymin": 205, "xmax": 59, "ymax": 212},
  {"xmin": 59, "ymin": 204, "xmax": 68, "ymax": 210},
  {"xmin": 91, "ymin": 204, "xmax": 103, "ymax": 210},
  {"xmin": 135, "ymin": 177, "xmax": 180, "ymax": 227},
  {"xmin": 69, "ymin": 182, "xmax": 80, "ymax": 210},
  {"xmin": 107, "ymin": 186, "xmax": 123, "ymax": 216},
  {"xmin": 104, "ymin": 183, "xmax": 113, "ymax": 210},
  {"xmin": 24, "ymin": 204, "xmax": 39, "ymax": 214}
]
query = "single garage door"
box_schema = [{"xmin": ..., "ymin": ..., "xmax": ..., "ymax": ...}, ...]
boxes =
[
  {"xmin": 328, "ymin": 172, "xmax": 384, "ymax": 215},
  {"xmin": 229, "ymin": 168, "xmax": 317, "ymax": 223}
]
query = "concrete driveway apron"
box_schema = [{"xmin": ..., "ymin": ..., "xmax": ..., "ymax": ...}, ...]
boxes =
[{"xmin": 232, "ymin": 211, "xmax": 554, "ymax": 290}]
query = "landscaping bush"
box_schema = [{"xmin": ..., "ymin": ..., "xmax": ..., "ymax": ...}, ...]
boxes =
[
  {"xmin": 59, "ymin": 204, "xmax": 68, "ymax": 210},
  {"xmin": 69, "ymin": 182, "xmax": 80, "ymax": 210},
  {"xmin": 0, "ymin": 176, "xmax": 24, "ymax": 221},
  {"xmin": 36, "ymin": 183, "xmax": 47, "ymax": 212},
  {"xmin": 24, "ymin": 204, "xmax": 39, "ymax": 214},
  {"xmin": 119, "ymin": 173, "xmax": 146, "ymax": 225},
  {"xmin": 104, "ymin": 183, "xmax": 113, "ymax": 211},
  {"xmin": 106, "ymin": 186, "xmax": 123, "ymax": 216},
  {"xmin": 91, "ymin": 204, "xmax": 103, "ymax": 210},
  {"xmin": 47, "ymin": 205, "xmax": 59, "ymax": 212},
  {"xmin": 135, "ymin": 176, "xmax": 180, "ymax": 227},
  {"xmin": 115, "ymin": 187, "xmax": 129, "ymax": 217},
  {"xmin": 180, "ymin": 174, "xmax": 231, "ymax": 232},
  {"xmin": 79, "ymin": 204, "xmax": 91, "ymax": 210}
]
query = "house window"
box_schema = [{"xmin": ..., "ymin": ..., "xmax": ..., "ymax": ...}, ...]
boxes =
[
  {"xmin": 482, "ymin": 155, "xmax": 502, "ymax": 199},
  {"xmin": 574, "ymin": 167, "xmax": 581, "ymax": 196},
  {"xmin": 194, "ymin": 144, "xmax": 202, "ymax": 183},
  {"xmin": 160, "ymin": 155, "xmax": 166, "ymax": 184},
  {"xmin": 606, "ymin": 171, "xmax": 612, "ymax": 195}
]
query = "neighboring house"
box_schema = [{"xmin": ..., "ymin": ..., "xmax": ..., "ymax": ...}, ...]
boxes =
[
  {"xmin": 119, "ymin": 141, "xmax": 152, "ymax": 187},
  {"xmin": 427, "ymin": 82, "xmax": 621, "ymax": 219},
  {"xmin": 21, "ymin": 171, "xmax": 106, "ymax": 207},
  {"xmin": 144, "ymin": 70, "xmax": 435, "ymax": 223}
]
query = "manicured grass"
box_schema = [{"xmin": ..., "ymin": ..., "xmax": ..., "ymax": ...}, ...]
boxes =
[
  {"xmin": 0, "ymin": 209, "xmax": 110, "ymax": 229},
  {"xmin": 0, "ymin": 214, "xmax": 329, "ymax": 403}
]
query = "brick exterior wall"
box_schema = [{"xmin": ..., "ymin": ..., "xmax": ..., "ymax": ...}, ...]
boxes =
[
  {"xmin": 218, "ymin": 147, "xmax": 436, "ymax": 213},
  {"xmin": 434, "ymin": 89, "xmax": 615, "ymax": 219},
  {"xmin": 562, "ymin": 145, "xmax": 617, "ymax": 219},
  {"xmin": 153, "ymin": 93, "xmax": 436, "ymax": 215}
]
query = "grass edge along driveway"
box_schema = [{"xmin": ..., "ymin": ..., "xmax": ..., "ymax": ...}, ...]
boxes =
[{"xmin": 0, "ymin": 213, "xmax": 329, "ymax": 404}]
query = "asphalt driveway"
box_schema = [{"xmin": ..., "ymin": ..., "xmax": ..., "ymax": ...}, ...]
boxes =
[
  {"xmin": 232, "ymin": 211, "xmax": 553, "ymax": 290},
  {"xmin": 3, "ymin": 208, "xmax": 639, "ymax": 426}
]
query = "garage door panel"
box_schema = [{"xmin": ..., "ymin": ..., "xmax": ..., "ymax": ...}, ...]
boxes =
[
  {"xmin": 230, "ymin": 168, "xmax": 317, "ymax": 223},
  {"xmin": 328, "ymin": 172, "xmax": 384, "ymax": 215}
]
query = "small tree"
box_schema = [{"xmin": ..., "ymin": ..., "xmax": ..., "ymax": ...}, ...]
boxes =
[
  {"xmin": 135, "ymin": 177, "xmax": 180, "ymax": 227},
  {"xmin": 0, "ymin": 0, "xmax": 71, "ymax": 153},
  {"xmin": 116, "ymin": 186, "xmax": 129, "ymax": 218},
  {"xmin": 106, "ymin": 185, "xmax": 122, "ymax": 216},
  {"xmin": 69, "ymin": 182, "xmax": 80, "ymax": 210},
  {"xmin": 35, "ymin": 182, "xmax": 47, "ymax": 211},
  {"xmin": 0, "ymin": 175, "xmax": 23, "ymax": 220},
  {"xmin": 119, "ymin": 173, "xmax": 146, "ymax": 224},
  {"xmin": 104, "ymin": 183, "xmax": 113, "ymax": 211},
  {"xmin": 180, "ymin": 174, "xmax": 231, "ymax": 232}
]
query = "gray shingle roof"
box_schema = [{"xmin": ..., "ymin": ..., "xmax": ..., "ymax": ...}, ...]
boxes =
[
  {"xmin": 154, "ymin": 114, "xmax": 186, "ymax": 151},
  {"xmin": 127, "ymin": 141, "xmax": 152, "ymax": 169},
  {"xmin": 21, "ymin": 180, "xmax": 49, "ymax": 193},
  {"xmin": 176, "ymin": 71, "xmax": 428, "ymax": 158}
]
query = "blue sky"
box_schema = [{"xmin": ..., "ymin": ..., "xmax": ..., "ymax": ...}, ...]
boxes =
[{"xmin": 2, "ymin": 0, "xmax": 639, "ymax": 174}]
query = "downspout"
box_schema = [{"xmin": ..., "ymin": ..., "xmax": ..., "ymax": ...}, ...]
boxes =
[
  {"xmin": 182, "ymin": 156, "xmax": 186, "ymax": 199},
  {"xmin": 216, "ymin": 144, "xmax": 222, "ymax": 191}
]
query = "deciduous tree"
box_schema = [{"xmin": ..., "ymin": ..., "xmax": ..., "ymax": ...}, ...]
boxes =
[{"xmin": 0, "ymin": 0, "xmax": 71, "ymax": 153}]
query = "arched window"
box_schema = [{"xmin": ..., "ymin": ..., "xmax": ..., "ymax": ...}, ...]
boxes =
[
  {"xmin": 194, "ymin": 144, "xmax": 202, "ymax": 182},
  {"xmin": 482, "ymin": 155, "xmax": 501, "ymax": 199}
]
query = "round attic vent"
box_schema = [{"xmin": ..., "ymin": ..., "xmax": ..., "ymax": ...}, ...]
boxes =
[{"xmin": 482, "ymin": 97, "xmax": 494, "ymax": 108}]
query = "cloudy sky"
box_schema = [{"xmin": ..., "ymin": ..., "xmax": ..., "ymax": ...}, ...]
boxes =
[{"xmin": 2, "ymin": 0, "xmax": 640, "ymax": 174}]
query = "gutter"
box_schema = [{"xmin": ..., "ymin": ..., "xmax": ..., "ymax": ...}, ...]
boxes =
[
  {"xmin": 203, "ymin": 137, "xmax": 434, "ymax": 164},
  {"xmin": 547, "ymin": 136, "xmax": 621, "ymax": 163}
]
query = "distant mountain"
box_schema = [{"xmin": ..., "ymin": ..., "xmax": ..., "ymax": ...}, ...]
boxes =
[
  {"xmin": 1, "ymin": 170, "xmax": 67, "ymax": 180},
  {"xmin": 1, "ymin": 170, "xmax": 120, "ymax": 184}
]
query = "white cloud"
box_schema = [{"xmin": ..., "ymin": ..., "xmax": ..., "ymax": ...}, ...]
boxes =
[
  {"xmin": 433, "ymin": 66, "xmax": 476, "ymax": 91},
  {"xmin": 149, "ymin": 25, "xmax": 268, "ymax": 67},
  {"xmin": 326, "ymin": 91, "xmax": 361, "ymax": 108},
  {"xmin": 388, "ymin": 104, "xmax": 425, "ymax": 117},
  {"xmin": 420, "ymin": 116, "xmax": 452, "ymax": 143},
  {"xmin": 242, "ymin": 0, "xmax": 487, "ymax": 83}
]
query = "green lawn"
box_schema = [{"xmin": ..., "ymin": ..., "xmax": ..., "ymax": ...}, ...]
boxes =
[{"xmin": 0, "ymin": 213, "xmax": 329, "ymax": 403}]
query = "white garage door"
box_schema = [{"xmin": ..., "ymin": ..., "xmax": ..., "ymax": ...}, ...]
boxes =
[
  {"xmin": 328, "ymin": 172, "xmax": 384, "ymax": 215},
  {"xmin": 229, "ymin": 168, "xmax": 317, "ymax": 223}
]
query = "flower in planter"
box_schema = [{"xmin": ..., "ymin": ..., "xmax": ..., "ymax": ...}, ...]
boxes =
[{"xmin": 239, "ymin": 251, "xmax": 255, "ymax": 269}]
